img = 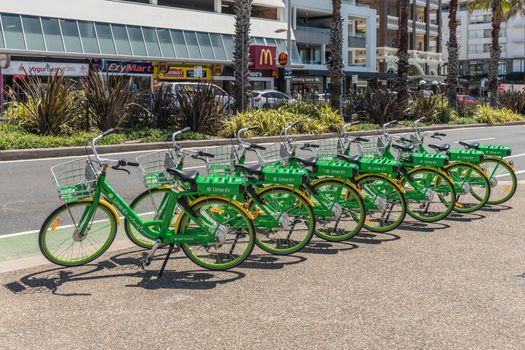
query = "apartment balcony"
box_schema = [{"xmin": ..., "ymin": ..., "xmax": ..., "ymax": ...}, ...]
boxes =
[
  {"xmin": 385, "ymin": 16, "xmax": 438, "ymax": 35},
  {"xmin": 349, "ymin": 33, "xmax": 367, "ymax": 48},
  {"xmin": 294, "ymin": 25, "xmax": 330, "ymax": 46},
  {"xmin": 377, "ymin": 46, "xmax": 444, "ymax": 75}
]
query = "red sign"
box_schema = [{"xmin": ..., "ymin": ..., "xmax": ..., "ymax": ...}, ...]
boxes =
[
  {"xmin": 249, "ymin": 45, "xmax": 276, "ymax": 70},
  {"xmin": 278, "ymin": 52, "xmax": 288, "ymax": 66}
]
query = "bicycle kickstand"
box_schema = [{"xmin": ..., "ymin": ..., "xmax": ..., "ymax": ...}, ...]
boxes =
[
  {"xmin": 141, "ymin": 239, "xmax": 161, "ymax": 270},
  {"xmin": 157, "ymin": 244, "xmax": 175, "ymax": 279}
]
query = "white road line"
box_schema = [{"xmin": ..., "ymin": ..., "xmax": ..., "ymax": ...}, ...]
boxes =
[
  {"xmin": 496, "ymin": 170, "xmax": 525, "ymax": 178},
  {"xmin": 506, "ymin": 153, "xmax": 525, "ymax": 159},
  {"xmin": 0, "ymin": 229, "xmax": 40, "ymax": 239},
  {"xmin": 454, "ymin": 137, "xmax": 495, "ymax": 143}
]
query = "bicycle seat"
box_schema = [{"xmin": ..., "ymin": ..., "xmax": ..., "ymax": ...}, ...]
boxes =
[
  {"xmin": 337, "ymin": 154, "xmax": 361, "ymax": 164},
  {"xmin": 292, "ymin": 155, "xmax": 319, "ymax": 167},
  {"xmin": 459, "ymin": 141, "xmax": 480, "ymax": 149},
  {"xmin": 166, "ymin": 168, "xmax": 199, "ymax": 183},
  {"xmin": 392, "ymin": 143, "xmax": 415, "ymax": 152},
  {"xmin": 428, "ymin": 143, "xmax": 451, "ymax": 152},
  {"xmin": 234, "ymin": 163, "xmax": 263, "ymax": 175}
]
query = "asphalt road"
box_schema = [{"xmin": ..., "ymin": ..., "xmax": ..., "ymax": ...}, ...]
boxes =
[
  {"xmin": 0, "ymin": 187, "xmax": 523, "ymax": 349},
  {"xmin": 0, "ymin": 124, "xmax": 524, "ymax": 236}
]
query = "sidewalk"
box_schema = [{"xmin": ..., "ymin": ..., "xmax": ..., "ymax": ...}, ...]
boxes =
[{"xmin": 1, "ymin": 188, "xmax": 523, "ymax": 349}]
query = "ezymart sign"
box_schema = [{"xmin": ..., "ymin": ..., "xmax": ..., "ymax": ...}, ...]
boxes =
[{"xmin": 2, "ymin": 61, "xmax": 89, "ymax": 76}]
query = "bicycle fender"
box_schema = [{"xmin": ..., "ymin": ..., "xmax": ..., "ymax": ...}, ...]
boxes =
[
  {"xmin": 406, "ymin": 166, "xmax": 455, "ymax": 185},
  {"xmin": 257, "ymin": 185, "xmax": 316, "ymax": 207},
  {"xmin": 354, "ymin": 173, "xmax": 405, "ymax": 193},
  {"xmin": 189, "ymin": 195, "xmax": 255, "ymax": 220},
  {"xmin": 482, "ymin": 156, "xmax": 515, "ymax": 170},
  {"xmin": 310, "ymin": 177, "xmax": 364, "ymax": 198},
  {"xmin": 444, "ymin": 162, "xmax": 489, "ymax": 178},
  {"xmin": 82, "ymin": 199, "xmax": 120, "ymax": 227}
]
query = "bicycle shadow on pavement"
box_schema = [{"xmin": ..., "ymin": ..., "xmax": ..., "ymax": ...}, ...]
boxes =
[
  {"xmin": 349, "ymin": 231, "xmax": 401, "ymax": 245},
  {"xmin": 300, "ymin": 240, "xmax": 358, "ymax": 255},
  {"xmin": 479, "ymin": 205, "xmax": 513, "ymax": 213},
  {"xmin": 241, "ymin": 253, "xmax": 307, "ymax": 270},
  {"xmin": 443, "ymin": 212, "xmax": 486, "ymax": 223},
  {"xmin": 399, "ymin": 220, "xmax": 451, "ymax": 233},
  {"xmin": 4, "ymin": 248, "xmax": 246, "ymax": 296}
]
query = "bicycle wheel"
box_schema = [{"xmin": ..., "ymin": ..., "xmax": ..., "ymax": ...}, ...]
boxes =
[
  {"xmin": 178, "ymin": 197, "xmax": 256, "ymax": 270},
  {"xmin": 310, "ymin": 178, "xmax": 366, "ymax": 241},
  {"xmin": 401, "ymin": 168, "xmax": 456, "ymax": 222},
  {"xmin": 39, "ymin": 201, "xmax": 118, "ymax": 267},
  {"xmin": 480, "ymin": 158, "xmax": 518, "ymax": 205},
  {"xmin": 355, "ymin": 174, "xmax": 407, "ymax": 233},
  {"xmin": 248, "ymin": 186, "xmax": 315, "ymax": 255},
  {"xmin": 446, "ymin": 163, "xmax": 490, "ymax": 213},
  {"xmin": 126, "ymin": 188, "xmax": 174, "ymax": 249}
]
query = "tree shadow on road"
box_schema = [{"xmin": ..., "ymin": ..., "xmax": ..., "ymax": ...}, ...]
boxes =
[{"xmin": 4, "ymin": 248, "xmax": 246, "ymax": 296}]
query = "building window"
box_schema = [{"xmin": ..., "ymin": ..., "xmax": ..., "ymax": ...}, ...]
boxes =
[
  {"xmin": 468, "ymin": 61, "xmax": 484, "ymax": 75},
  {"xmin": 499, "ymin": 61, "xmax": 507, "ymax": 76},
  {"xmin": 513, "ymin": 59, "xmax": 525, "ymax": 72},
  {"xmin": 468, "ymin": 44, "xmax": 484, "ymax": 54},
  {"xmin": 469, "ymin": 30, "xmax": 484, "ymax": 39},
  {"xmin": 469, "ymin": 14, "xmax": 486, "ymax": 24},
  {"xmin": 298, "ymin": 45, "xmax": 321, "ymax": 65}
]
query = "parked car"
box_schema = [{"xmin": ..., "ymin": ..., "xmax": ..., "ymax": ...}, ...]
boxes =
[
  {"xmin": 155, "ymin": 82, "xmax": 232, "ymax": 109},
  {"xmin": 251, "ymin": 90, "xmax": 292, "ymax": 109},
  {"xmin": 457, "ymin": 95, "xmax": 479, "ymax": 105}
]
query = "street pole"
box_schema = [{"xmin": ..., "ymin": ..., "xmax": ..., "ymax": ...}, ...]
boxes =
[{"xmin": 285, "ymin": 0, "xmax": 292, "ymax": 96}]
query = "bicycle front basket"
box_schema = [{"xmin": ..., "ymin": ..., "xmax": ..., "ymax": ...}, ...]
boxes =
[
  {"xmin": 51, "ymin": 157, "xmax": 99, "ymax": 203},
  {"xmin": 136, "ymin": 150, "xmax": 177, "ymax": 188}
]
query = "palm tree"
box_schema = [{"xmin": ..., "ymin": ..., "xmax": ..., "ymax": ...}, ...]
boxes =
[
  {"xmin": 396, "ymin": 0, "xmax": 410, "ymax": 104},
  {"xmin": 233, "ymin": 0, "xmax": 252, "ymax": 112},
  {"xmin": 327, "ymin": 0, "xmax": 344, "ymax": 112},
  {"xmin": 447, "ymin": 0, "xmax": 459, "ymax": 107},
  {"xmin": 468, "ymin": 0, "xmax": 525, "ymax": 106}
]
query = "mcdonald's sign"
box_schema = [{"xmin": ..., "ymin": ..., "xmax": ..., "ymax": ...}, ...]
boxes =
[{"xmin": 249, "ymin": 45, "xmax": 276, "ymax": 70}]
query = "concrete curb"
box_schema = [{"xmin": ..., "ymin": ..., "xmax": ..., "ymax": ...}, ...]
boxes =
[{"xmin": 1, "ymin": 122, "xmax": 524, "ymax": 161}]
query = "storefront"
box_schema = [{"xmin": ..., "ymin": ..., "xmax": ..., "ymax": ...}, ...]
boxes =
[
  {"xmin": 1, "ymin": 59, "xmax": 89, "ymax": 104},
  {"xmin": 291, "ymin": 76, "xmax": 325, "ymax": 98},
  {"xmin": 91, "ymin": 59, "xmax": 154, "ymax": 91}
]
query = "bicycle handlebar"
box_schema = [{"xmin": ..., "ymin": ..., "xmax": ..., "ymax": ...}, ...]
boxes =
[
  {"xmin": 284, "ymin": 121, "xmax": 301, "ymax": 145},
  {"xmin": 172, "ymin": 127, "xmax": 191, "ymax": 150}
]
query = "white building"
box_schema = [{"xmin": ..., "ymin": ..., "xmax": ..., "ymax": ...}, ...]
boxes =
[
  {"xmin": 441, "ymin": 0, "xmax": 525, "ymax": 94},
  {"xmin": 0, "ymin": 0, "xmax": 378, "ymax": 94}
]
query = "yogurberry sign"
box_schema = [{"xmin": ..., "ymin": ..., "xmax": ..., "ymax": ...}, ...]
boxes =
[{"xmin": 2, "ymin": 61, "xmax": 89, "ymax": 76}]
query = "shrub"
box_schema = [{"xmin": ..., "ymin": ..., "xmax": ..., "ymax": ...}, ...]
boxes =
[
  {"xmin": 457, "ymin": 103, "xmax": 478, "ymax": 118},
  {"xmin": 473, "ymin": 105, "xmax": 524, "ymax": 125},
  {"xmin": 435, "ymin": 97, "xmax": 459, "ymax": 124},
  {"xmin": 362, "ymin": 88, "xmax": 405, "ymax": 125},
  {"xmin": 175, "ymin": 82, "xmax": 227, "ymax": 134},
  {"xmin": 83, "ymin": 70, "xmax": 137, "ymax": 131},
  {"xmin": 498, "ymin": 91, "xmax": 525, "ymax": 114},
  {"xmin": 220, "ymin": 106, "xmax": 343, "ymax": 138},
  {"xmin": 6, "ymin": 72, "xmax": 84, "ymax": 135},
  {"xmin": 409, "ymin": 94, "xmax": 439, "ymax": 122}
]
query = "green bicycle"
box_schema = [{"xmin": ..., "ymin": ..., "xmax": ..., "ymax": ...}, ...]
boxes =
[
  {"xmin": 399, "ymin": 117, "xmax": 491, "ymax": 213},
  {"xmin": 126, "ymin": 127, "xmax": 316, "ymax": 256},
  {"xmin": 39, "ymin": 129, "xmax": 256, "ymax": 276}
]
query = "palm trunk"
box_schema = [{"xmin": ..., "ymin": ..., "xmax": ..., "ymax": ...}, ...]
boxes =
[
  {"xmin": 488, "ymin": 0, "xmax": 501, "ymax": 107},
  {"xmin": 397, "ymin": 0, "xmax": 410, "ymax": 105},
  {"xmin": 446, "ymin": 0, "xmax": 459, "ymax": 107},
  {"xmin": 233, "ymin": 0, "xmax": 252, "ymax": 113},
  {"xmin": 328, "ymin": 0, "xmax": 344, "ymax": 112}
]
